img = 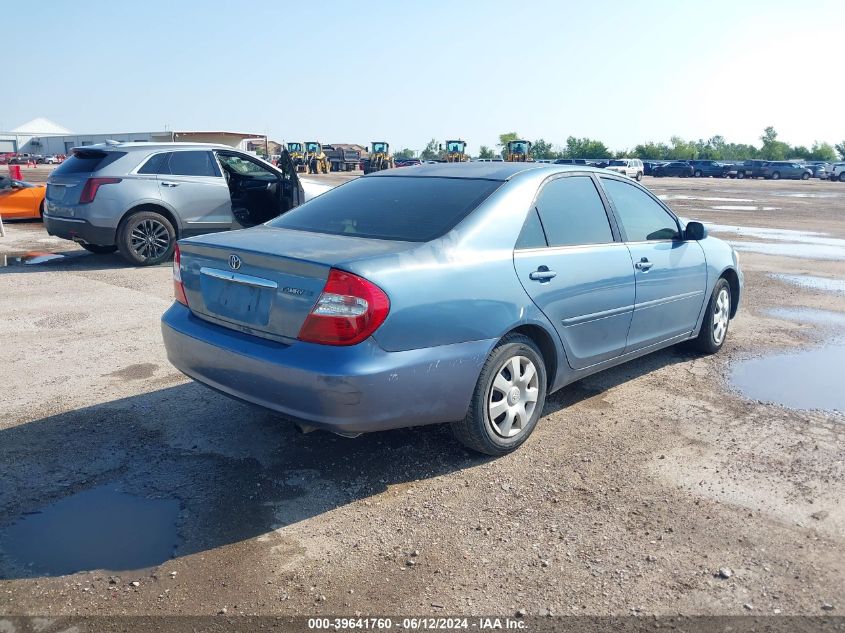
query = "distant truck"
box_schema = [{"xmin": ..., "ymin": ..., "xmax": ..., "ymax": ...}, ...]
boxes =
[
  {"xmin": 323, "ymin": 145, "xmax": 361, "ymax": 172},
  {"xmin": 688, "ymin": 160, "xmax": 732, "ymax": 178}
]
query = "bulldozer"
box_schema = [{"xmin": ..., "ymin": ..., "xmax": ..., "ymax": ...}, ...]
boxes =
[
  {"xmin": 442, "ymin": 140, "xmax": 468, "ymax": 162},
  {"xmin": 505, "ymin": 140, "xmax": 532, "ymax": 162},
  {"xmin": 304, "ymin": 141, "xmax": 329, "ymax": 174},
  {"xmin": 363, "ymin": 142, "xmax": 394, "ymax": 174},
  {"xmin": 287, "ymin": 142, "xmax": 307, "ymax": 172}
]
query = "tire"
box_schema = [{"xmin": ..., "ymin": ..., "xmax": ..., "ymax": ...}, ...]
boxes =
[
  {"xmin": 81, "ymin": 243, "xmax": 118, "ymax": 254},
  {"xmin": 636, "ymin": 171, "xmax": 643, "ymax": 181},
  {"xmin": 692, "ymin": 278, "xmax": 731, "ymax": 355},
  {"xmin": 801, "ymin": 172, "xmax": 810, "ymax": 180},
  {"xmin": 736, "ymin": 171, "xmax": 745, "ymax": 179},
  {"xmin": 694, "ymin": 170, "xmax": 703, "ymax": 178},
  {"xmin": 839, "ymin": 173, "xmax": 845, "ymax": 182},
  {"xmin": 451, "ymin": 334, "xmax": 547, "ymax": 456},
  {"xmin": 117, "ymin": 210, "xmax": 176, "ymax": 266},
  {"xmin": 39, "ymin": 200, "xmax": 45, "ymax": 219},
  {"xmin": 771, "ymin": 171, "xmax": 781, "ymax": 180}
]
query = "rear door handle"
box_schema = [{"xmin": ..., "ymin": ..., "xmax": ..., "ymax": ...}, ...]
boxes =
[
  {"xmin": 635, "ymin": 257, "xmax": 653, "ymax": 271},
  {"xmin": 529, "ymin": 266, "xmax": 557, "ymax": 282},
  {"xmin": 160, "ymin": 181, "xmax": 180, "ymax": 187}
]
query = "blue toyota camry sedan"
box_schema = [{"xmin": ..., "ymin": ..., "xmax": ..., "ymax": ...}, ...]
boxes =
[{"xmin": 162, "ymin": 163, "xmax": 742, "ymax": 455}]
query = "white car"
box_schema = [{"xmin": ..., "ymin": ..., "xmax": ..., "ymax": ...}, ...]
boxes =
[
  {"xmin": 606, "ymin": 158, "xmax": 644, "ymax": 181},
  {"xmin": 830, "ymin": 163, "xmax": 845, "ymax": 182},
  {"xmin": 44, "ymin": 155, "xmax": 63, "ymax": 164}
]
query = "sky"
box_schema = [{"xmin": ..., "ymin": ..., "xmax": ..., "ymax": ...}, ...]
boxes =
[{"xmin": 3, "ymin": 0, "xmax": 843, "ymax": 155}]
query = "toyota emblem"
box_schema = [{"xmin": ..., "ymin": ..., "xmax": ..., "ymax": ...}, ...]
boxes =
[{"xmin": 228, "ymin": 254, "xmax": 242, "ymax": 270}]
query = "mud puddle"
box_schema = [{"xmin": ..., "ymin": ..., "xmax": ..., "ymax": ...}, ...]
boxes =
[
  {"xmin": 731, "ymin": 308, "xmax": 845, "ymax": 413},
  {"xmin": 0, "ymin": 486, "xmax": 180, "ymax": 577},
  {"xmin": 705, "ymin": 223, "xmax": 845, "ymax": 260}
]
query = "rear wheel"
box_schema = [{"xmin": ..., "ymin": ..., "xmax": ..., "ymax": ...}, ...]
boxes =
[
  {"xmin": 801, "ymin": 172, "xmax": 810, "ymax": 180},
  {"xmin": 694, "ymin": 169, "xmax": 703, "ymax": 178},
  {"xmin": 635, "ymin": 171, "xmax": 643, "ymax": 181},
  {"xmin": 839, "ymin": 173, "xmax": 845, "ymax": 182},
  {"xmin": 692, "ymin": 278, "xmax": 731, "ymax": 355},
  {"xmin": 117, "ymin": 210, "xmax": 176, "ymax": 266},
  {"xmin": 39, "ymin": 200, "xmax": 45, "ymax": 219},
  {"xmin": 81, "ymin": 243, "xmax": 118, "ymax": 254},
  {"xmin": 771, "ymin": 171, "xmax": 781, "ymax": 180},
  {"xmin": 736, "ymin": 171, "xmax": 745, "ymax": 179},
  {"xmin": 451, "ymin": 334, "xmax": 547, "ymax": 456}
]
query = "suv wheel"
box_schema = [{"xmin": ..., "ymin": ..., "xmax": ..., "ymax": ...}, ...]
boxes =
[
  {"xmin": 839, "ymin": 173, "xmax": 845, "ymax": 182},
  {"xmin": 801, "ymin": 172, "xmax": 810, "ymax": 180},
  {"xmin": 117, "ymin": 210, "xmax": 176, "ymax": 266},
  {"xmin": 736, "ymin": 171, "xmax": 745, "ymax": 179},
  {"xmin": 694, "ymin": 169, "xmax": 702, "ymax": 177},
  {"xmin": 451, "ymin": 334, "xmax": 547, "ymax": 456},
  {"xmin": 635, "ymin": 171, "xmax": 643, "ymax": 181},
  {"xmin": 771, "ymin": 171, "xmax": 781, "ymax": 180}
]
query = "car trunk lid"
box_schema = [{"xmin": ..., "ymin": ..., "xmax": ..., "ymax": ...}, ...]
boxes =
[{"xmin": 178, "ymin": 225, "xmax": 415, "ymax": 341}]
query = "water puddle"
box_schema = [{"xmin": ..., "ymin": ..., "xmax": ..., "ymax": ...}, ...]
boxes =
[
  {"xmin": 730, "ymin": 344, "xmax": 845, "ymax": 412},
  {"xmin": 711, "ymin": 205, "xmax": 758, "ymax": 211},
  {"xmin": 0, "ymin": 251, "xmax": 91, "ymax": 267},
  {"xmin": 705, "ymin": 223, "xmax": 845, "ymax": 260},
  {"xmin": 658, "ymin": 195, "xmax": 755, "ymax": 202},
  {"xmin": 770, "ymin": 192, "xmax": 840, "ymax": 199},
  {"xmin": 766, "ymin": 307, "xmax": 845, "ymax": 328},
  {"xmin": 771, "ymin": 274, "xmax": 845, "ymax": 295},
  {"xmin": 0, "ymin": 486, "xmax": 180, "ymax": 577}
]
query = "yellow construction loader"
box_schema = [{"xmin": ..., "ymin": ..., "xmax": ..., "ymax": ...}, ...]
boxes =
[
  {"xmin": 287, "ymin": 142, "xmax": 307, "ymax": 172},
  {"xmin": 505, "ymin": 140, "xmax": 532, "ymax": 162},
  {"xmin": 304, "ymin": 142, "xmax": 329, "ymax": 174},
  {"xmin": 442, "ymin": 140, "xmax": 468, "ymax": 162},
  {"xmin": 363, "ymin": 142, "xmax": 394, "ymax": 174}
]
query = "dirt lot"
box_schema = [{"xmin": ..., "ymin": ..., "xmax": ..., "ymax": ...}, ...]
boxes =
[{"xmin": 1, "ymin": 174, "xmax": 843, "ymax": 619}]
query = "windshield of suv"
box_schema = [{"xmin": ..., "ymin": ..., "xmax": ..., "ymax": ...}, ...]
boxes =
[{"xmin": 268, "ymin": 176, "xmax": 501, "ymax": 242}]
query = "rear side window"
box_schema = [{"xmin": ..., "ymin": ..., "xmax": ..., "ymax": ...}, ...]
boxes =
[
  {"xmin": 515, "ymin": 208, "xmax": 547, "ymax": 249},
  {"xmin": 268, "ymin": 176, "xmax": 501, "ymax": 242},
  {"xmin": 533, "ymin": 176, "xmax": 613, "ymax": 247},
  {"xmin": 52, "ymin": 151, "xmax": 125, "ymax": 174},
  {"xmin": 602, "ymin": 178, "xmax": 680, "ymax": 241},
  {"xmin": 139, "ymin": 151, "xmax": 220, "ymax": 177}
]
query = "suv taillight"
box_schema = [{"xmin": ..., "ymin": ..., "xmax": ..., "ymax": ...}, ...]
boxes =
[
  {"xmin": 79, "ymin": 177, "xmax": 121, "ymax": 204},
  {"xmin": 173, "ymin": 244, "xmax": 188, "ymax": 306},
  {"xmin": 298, "ymin": 269, "xmax": 390, "ymax": 346}
]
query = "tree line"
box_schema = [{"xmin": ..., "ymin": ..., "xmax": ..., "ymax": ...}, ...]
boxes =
[{"xmin": 393, "ymin": 128, "xmax": 845, "ymax": 162}]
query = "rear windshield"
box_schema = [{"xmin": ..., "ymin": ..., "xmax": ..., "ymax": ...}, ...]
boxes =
[
  {"xmin": 268, "ymin": 176, "xmax": 502, "ymax": 242},
  {"xmin": 52, "ymin": 150, "xmax": 125, "ymax": 175}
]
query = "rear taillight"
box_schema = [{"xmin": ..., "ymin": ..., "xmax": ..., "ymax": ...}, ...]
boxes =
[
  {"xmin": 298, "ymin": 269, "xmax": 389, "ymax": 346},
  {"xmin": 173, "ymin": 244, "xmax": 188, "ymax": 306},
  {"xmin": 79, "ymin": 177, "xmax": 121, "ymax": 204}
]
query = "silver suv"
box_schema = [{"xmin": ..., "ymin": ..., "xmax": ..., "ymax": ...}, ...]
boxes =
[{"xmin": 44, "ymin": 142, "xmax": 304, "ymax": 265}]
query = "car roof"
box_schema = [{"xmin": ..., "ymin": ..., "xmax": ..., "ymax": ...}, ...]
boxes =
[
  {"xmin": 367, "ymin": 161, "xmax": 609, "ymax": 182},
  {"xmin": 74, "ymin": 141, "xmax": 233, "ymax": 152}
]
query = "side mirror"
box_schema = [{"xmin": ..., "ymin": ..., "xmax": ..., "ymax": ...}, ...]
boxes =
[{"xmin": 685, "ymin": 221, "xmax": 707, "ymax": 241}]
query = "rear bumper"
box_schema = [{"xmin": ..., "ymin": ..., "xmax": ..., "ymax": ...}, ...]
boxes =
[
  {"xmin": 161, "ymin": 303, "xmax": 493, "ymax": 434},
  {"xmin": 42, "ymin": 212, "xmax": 116, "ymax": 246}
]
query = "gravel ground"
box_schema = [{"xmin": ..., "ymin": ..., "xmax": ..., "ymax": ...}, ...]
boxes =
[{"xmin": 0, "ymin": 174, "xmax": 843, "ymax": 618}]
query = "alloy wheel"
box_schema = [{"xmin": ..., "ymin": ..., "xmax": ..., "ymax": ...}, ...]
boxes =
[
  {"xmin": 488, "ymin": 356, "xmax": 539, "ymax": 438},
  {"xmin": 130, "ymin": 218, "xmax": 170, "ymax": 260}
]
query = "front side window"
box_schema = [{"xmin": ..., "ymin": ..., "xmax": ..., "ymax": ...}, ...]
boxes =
[
  {"xmin": 533, "ymin": 176, "xmax": 614, "ymax": 247},
  {"xmin": 602, "ymin": 178, "xmax": 680, "ymax": 242}
]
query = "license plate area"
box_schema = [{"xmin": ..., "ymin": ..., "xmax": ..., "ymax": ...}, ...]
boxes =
[
  {"xmin": 199, "ymin": 268, "xmax": 276, "ymax": 327},
  {"xmin": 47, "ymin": 184, "xmax": 66, "ymax": 201}
]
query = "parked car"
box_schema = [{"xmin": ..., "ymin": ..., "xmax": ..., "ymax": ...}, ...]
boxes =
[
  {"xmin": 761, "ymin": 161, "xmax": 812, "ymax": 180},
  {"xmin": 161, "ymin": 163, "xmax": 742, "ymax": 456},
  {"xmin": 395, "ymin": 158, "xmax": 422, "ymax": 167},
  {"xmin": 44, "ymin": 155, "xmax": 63, "ymax": 165},
  {"xmin": 829, "ymin": 163, "xmax": 845, "ymax": 182},
  {"xmin": 605, "ymin": 158, "xmax": 644, "ymax": 181},
  {"xmin": 553, "ymin": 159, "xmax": 588, "ymax": 165},
  {"xmin": 806, "ymin": 163, "xmax": 830, "ymax": 179},
  {"xmin": 732, "ymin": 160, "xmax": 768, "ymax": 179},
  {"xmin": 643, "ymin": 161, "xmax": 666, "ymax": 176},
  {"xmin": 0, "ymin": 178, "xmax": 46, "ymax": 219},
  {"xmin": 652, "ymin": 161, "xmax": 694, "ymax": 178},
  {"xmin": 688, "ymin": 160, "xmax": 732, "ymax": 178},
  {"xmin": 44, "ymin": 142, "xmax": 304, "ymax": 265}
]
